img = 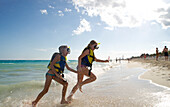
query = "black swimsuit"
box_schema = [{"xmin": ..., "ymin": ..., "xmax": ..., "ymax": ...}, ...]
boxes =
[{"xmin": 164, "ymin": 52, "xmax": 168, "ymax": 56}]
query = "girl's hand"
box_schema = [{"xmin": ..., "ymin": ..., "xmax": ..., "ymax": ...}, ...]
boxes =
[
  {"xmin": 59, "ymin": 74, "xmax": 63, "ymax": 78},
  {"xmin": 105, "ymin": 60, "xmax": 109, "ymax": 62},
  {"xmin": 55, "ymin": 73, "xmax": 63, "ymax": 79}
]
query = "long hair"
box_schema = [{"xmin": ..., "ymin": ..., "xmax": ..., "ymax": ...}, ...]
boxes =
[
  {"xmin": 87, "ymin": 40, "xmax": 97, "ymax": 48},
  {"xmin": 82, "ymin": 40, "xmax": 98, "ymax": 53}
]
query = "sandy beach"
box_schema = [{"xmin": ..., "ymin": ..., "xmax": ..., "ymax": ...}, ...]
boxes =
[
  {"xmin": 132, "ymin": 58, "xmax": 170, "ymax": 88},
  {"xmin": 1, "ymin": 0, "xmax": 170, "ymax": 106},
  {"xmin": 1, "ymin": 61, "xmax": 170, "ymax": 107},
  {"xmin": 64, "ymin": 61, "xmax": 170, "ymax": 107}
]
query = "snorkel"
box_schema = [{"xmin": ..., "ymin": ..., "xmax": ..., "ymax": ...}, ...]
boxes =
[
  {"xmin": 67, "ymin": 46, "xmax": 71, "ymax": 54},
  {"xmin": 94, "ymin": 43, "xmax": 100, "ymax": 49},
  {"xmin": 59, "ymin": 45, "xmax": 71, "ymax": 57}
]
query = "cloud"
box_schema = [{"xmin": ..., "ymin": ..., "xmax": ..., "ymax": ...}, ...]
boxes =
[
  {"xmin": 58, "ymin": 10, "xmax": 64, "ymax": 16},
  {"xmin": 72, "ymin": 0, "xmax": 170, "ymax": 29},
  {"xmin": 158, "ymin": 6, "xmax": 170, "ymax": 29},
  {"xmin": 40, "ymin": 9, "xmax": 48, "ymax": 15},
  {"xmin": 72, "ymin": 19, "xmax": 91, "ymax": 35},
  {"xmin": 48, "ymin": 5, "xmax": 55, "ymax": 9},
  {"xmin": 151, "ymin": 22, "xmax": 157, "ymax": 25},
  {"xmin": 96, "ymin": 23, "xmax": 101, "ymax": 26},
  {"xmin": 65, "ymin": 8, "xmax": 72, "ymax": 12},
  {"xmin": 104, "ymin": 27, "xmax": 114, "ymax": 30}
]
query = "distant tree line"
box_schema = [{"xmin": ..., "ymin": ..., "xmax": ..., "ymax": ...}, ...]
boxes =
[{"xmin": 130, "ymin": 50, "xmax": 170, "ymax": 59}]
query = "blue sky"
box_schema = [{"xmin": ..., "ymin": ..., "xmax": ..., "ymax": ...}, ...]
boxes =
[{"xmin": 0, "ymin": 0, "xmax": 170, "ymax": 60}]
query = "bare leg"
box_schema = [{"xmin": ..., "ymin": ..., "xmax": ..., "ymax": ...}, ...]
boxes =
[
  {"xmin": 67, "ymin": 72, "xmax": 84, "ymax": 101},
  {"xmin": 77, "ymin": 72, "xmax": 84, "ymax": 92},
  {"xmin": 166, "ymin": 56, "xmax": 168, "ymax": 61},
  {"xmin": 52, "ymin": 77, "xmax": 69, "ymax": 104},
  {"xmin": 32, "ymin": 75, "xmax": 52, "ymax": 107},
  {"xmin": 79, "ymin": 71, "xmax": 97, "ymax": 89},
  {"xmin": 167, "ymin": 56, "xmax": 168, "ymax": 61},
  {"xmin": 165, "ymin": 56, "xmax": 167, "ymax": 61}
]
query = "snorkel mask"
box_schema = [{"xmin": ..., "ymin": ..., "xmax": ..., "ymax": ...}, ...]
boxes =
[
  {"xmin": 94, "ymin": 43, "xmax": 100, "ymax": 49},
  {"xmin": 67, "ymin": 47, "xmax": 71, "ymax": 54}
]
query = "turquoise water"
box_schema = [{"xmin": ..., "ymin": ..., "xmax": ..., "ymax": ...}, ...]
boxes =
[
  {"xmin": 0, "ymin": 60, "xmax": 77, "ymax": 85},
  {"xmin": 0, "ymin": 60, "xmax": 110, "ymax": 107}
]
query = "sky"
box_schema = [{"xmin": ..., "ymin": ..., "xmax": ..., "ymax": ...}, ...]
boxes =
[{"xmin": 0, "ymin": 0, "xmax": 170, "ymax": 60}]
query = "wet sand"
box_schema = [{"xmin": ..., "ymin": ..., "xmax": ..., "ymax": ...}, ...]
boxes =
[
  {"xmin": 3, "ymin": 61, "xmax": 170, "ymax": 107},
  {"xmin": 62, "ymin": 61, "xmax": 170, "ymax": 107},
  {"xmin": 133, "ymin": 58, "xmax": 170, "ymax": 88}
]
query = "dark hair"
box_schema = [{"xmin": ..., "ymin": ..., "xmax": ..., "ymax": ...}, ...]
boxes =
[
  {"xmin": 59, "ymin": 45, "xmax": 67, "ymax": 53},
  {"xmin": 165, "ymin": 46, "xmax": 167, "ymax": 48},
  {"xmin": 87, "ymin": 40, "xmax": 98, "ymax": 48}
]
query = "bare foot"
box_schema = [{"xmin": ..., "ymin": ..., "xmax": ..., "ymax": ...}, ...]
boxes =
[
  {"xmin": 67, "ymin": 95, "xmax": 73, "ymax": 102},
  {"xmin": 61, "ymin": 100, "xmax": 70, "ymax": 104},
  {"xmin": 78, "ymin": 84, "xmax": 83, "ymax": 93},
  {"xmin": 32, "ymin": 101, "xmax": 37, "ymax": 107}
]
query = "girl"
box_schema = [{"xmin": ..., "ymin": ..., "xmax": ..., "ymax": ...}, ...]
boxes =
[
  {"xmin": 32, "ymin": 45, "xmax": 77, "ymax": 106},
  {"xmin": 67, "ymin": 40, "xmax": 109, "ymax": 101}
]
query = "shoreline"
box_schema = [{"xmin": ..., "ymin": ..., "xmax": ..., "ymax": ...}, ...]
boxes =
[
  {"xmin": 1, "ymin": 60, "xmax": 170, "ymax": 106},
  {"xmin": 132, "ymin": 58, "xmax": 170, "ymax": 88}
]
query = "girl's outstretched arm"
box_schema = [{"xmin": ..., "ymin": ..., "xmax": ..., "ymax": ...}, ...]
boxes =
[
  {"xmin": 95, "ymin": 57, "xmax": 109, "ymax": 62},
  {"xmin": 65, "ymin": 63, "xmax": 77, "ymax": 73}
]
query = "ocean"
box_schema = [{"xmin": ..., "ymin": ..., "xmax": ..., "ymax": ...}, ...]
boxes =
[
  {"xmin": 0, "ymin": 60, "xmax": 170, "ymax": 107},
  {"xmin": 0, "ymin": 60, "xmax": 111, "ymax": 107}
]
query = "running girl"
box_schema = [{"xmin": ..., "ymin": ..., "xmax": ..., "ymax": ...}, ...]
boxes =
[
  {"xmin": 67, "ymin": 40, "xmax": 109, "ymax": 101},
  {"xmin": 32, "ymin": 45, "xmax": 77, "ymax": 106}
]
